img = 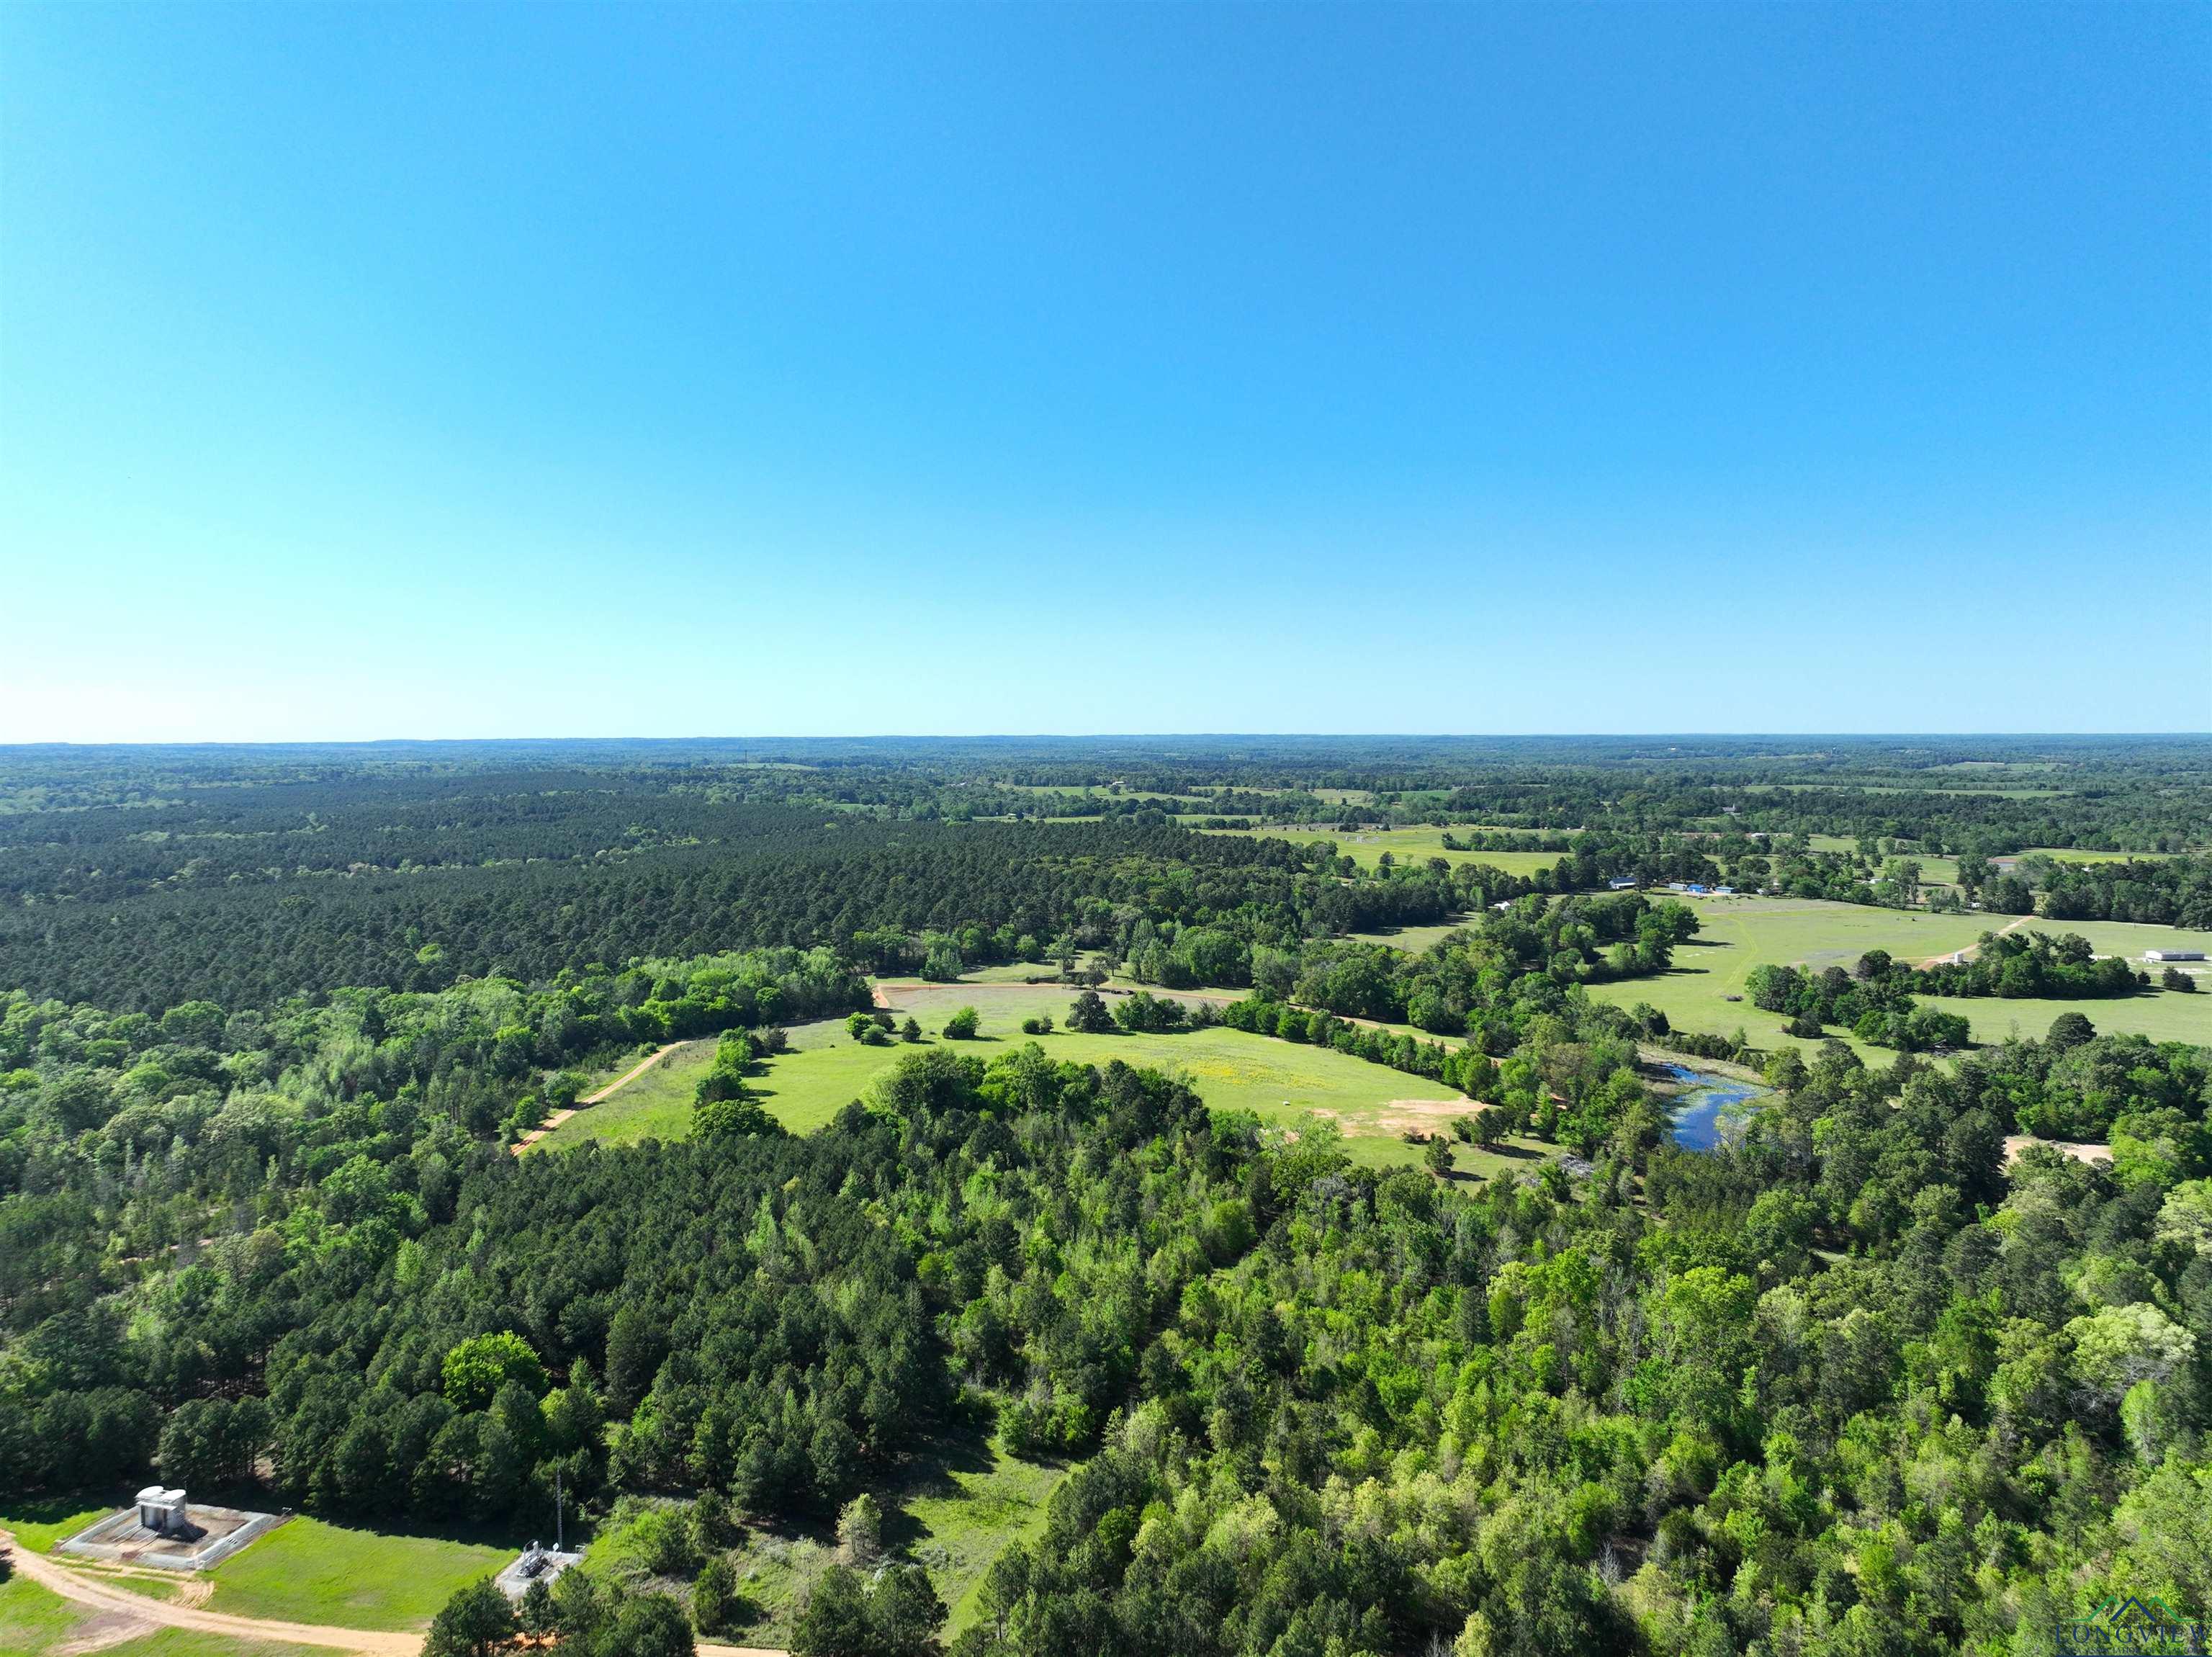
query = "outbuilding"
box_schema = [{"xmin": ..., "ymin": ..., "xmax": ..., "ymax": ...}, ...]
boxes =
[
  {"xmin": 2146, "ymin": 950, "xmax": 2206, "ymax": 962},
  {"xmin": 135, "ymin": 1486, "xmax": 189, "ymax": 1535}
]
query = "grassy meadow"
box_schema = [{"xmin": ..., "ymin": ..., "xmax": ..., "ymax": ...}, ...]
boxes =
[
  {"xmin": 1202, "ymin": 822, "xmax": 1575, "ymax": 874},
  {"xmin": 0, "ymin": 1576, "xmax": 326, "ymax": 1657},
  {"xmin": 194, "ymin": 1517, "xmax": 516, "ymax": 1630},
  {"xmin": 541, "ymin": 982, "xmax": 1547, "ymax": 1177},
  {"xmin": 0, "ymin": 1497, "xmax": 467, "ymax": 1648},
  {"xmin": 1586, "ymin": 895, "xmax": 2211, "ymax": 1059}
]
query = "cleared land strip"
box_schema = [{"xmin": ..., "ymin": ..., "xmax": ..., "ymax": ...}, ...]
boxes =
[
  {"xmin": 4, "ymin": 1525, "xmax": 789, "ymax": 1657},
  {"xmin": 1917, "ymin": 910, "xmax": 2039, "ymax": 969},
  {"xmin": 512, "ymin": 1040, "xmax": 693, "ymax": 1151}
]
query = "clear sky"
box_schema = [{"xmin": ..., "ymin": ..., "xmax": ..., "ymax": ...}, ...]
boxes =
[{"xmin": 2, "ymin": 2, "xmax": 2206, "ymax": 741}]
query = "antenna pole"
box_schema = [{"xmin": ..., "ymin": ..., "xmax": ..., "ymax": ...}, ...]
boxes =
[{"xmin": 555, "ymin": 1467, "xmax": 564, "ymax": 1553}]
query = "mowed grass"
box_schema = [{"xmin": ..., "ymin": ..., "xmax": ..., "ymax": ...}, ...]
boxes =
[
  {"xmin": 536, "ymin": 982, "xmax": 1527, "ymax": 1172},
  {"xmin": 1917, "ymin": 990, "xmax": 2209, "ymax": 1048},
  {"xmin": 1202, "ymin": 824, "xmax": 1575, "ymax": 875},
  {"xmin": 0, "ymin": 1494, "xmax": 119, "ymax": 1553},
  {"xmin": 526, "ymin": 1039, "xmax": 715, "ymax": 1151},
  {"xmin": 530, "ymin": 1018, "xmax": 871, "ymax": 1152},
  {"xmin": 0, "ymin": 1575, "xmax": 326, "ymax": 1657},
  {"xmin": 199, "ymin": 1517, "xmax": 515, "ymax": 1631},
  {"xmin": 1585, "ymin": 895, "xmax": 2212, "ymax": 1059},
  {"xmin": 1348, "ymin": 917, "xmax": 1474, "ymax": 953}
]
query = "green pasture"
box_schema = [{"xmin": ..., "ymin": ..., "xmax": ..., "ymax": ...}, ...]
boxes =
[
  {"xmin": 1584, "ymin": 896, "xmax": 2212, "ymax": 1058},
  {"xmin": 1917, "ymin": 989, "xmax": 2209, "ymax": 1049},
  {"xmin": 2044, "ymin": 918, "xmax": 2212, "ymax": 960},
  {"xmin": 531, "ymin": 1018, "xmax": 871, "ymax": 1152},
  {"xmin": 197, "ymin": 1516, "xmax": 515, "ymax": 1631},
  {"xmin": 541, "ymin": 987, "xmax": 1546, "ymax": 1175},
  {"xmin": 1349, "ymin": 917, "xmax": 1473, "ymax": 953},
  {"xmin": 0, "ymin": 1575, "xmax": 329, "ymax": 1654},
  {"xmin": 4, "ymin": 1506, "xmax": 523, "ymax": 1635},
  {"xmin": 0, "ymin": 1576, "xmax": 325, "ymax": 1657},
  {"xmin": 1204, "ymin": 823, "xmax": 1575, "ymax": 875}
]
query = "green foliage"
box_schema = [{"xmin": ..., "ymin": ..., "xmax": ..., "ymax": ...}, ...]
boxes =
[
  {"xmin": 942, "ymin": 1006, "xmax": 981, "ymax": 1040},
  {"xmin": 793, "ymin": 1562, "xmax": 945, "ymax": 1657},
  {"xmin": 442, "ymin": 1332, "xmax": 548, "ymax": 1412},
  {"xmin": 424, "ymin": 1577, "xmax": 518, "ymax": 1657},
  {"xmin": 1065, "ymin": 989, "xmax": 1114, "ymax": 1033}
]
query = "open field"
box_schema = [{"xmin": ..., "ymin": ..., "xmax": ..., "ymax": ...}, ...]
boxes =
[
  {"xmin": 194, "ymin": 1517, "xmax": 516, "ymax": 1631},
  {"xmin": 1348, "ymin": 917, "xmax": 1472, "ymax": 953},
  {"xmin": 1203, "ymin": 823, "xmax": 1575, "ymax": 874},
  {"xmin": 1586, "ymin": 895, "xmax": 2212, "ymax": 1058},
  {"xmin": 1917, "ymin": 990, "xmax": 2208, "ymax": 1048},
  {"xmin": 0, "ymin": 1576, "xmax": 328, "ymax": 1657},
  {"xmin": 2022, "ymin": 917, "xmax": 2212, "ymax": 961},
  {"xmin": 542, "ymin": 989, "xmax": 1546, "ymax": 1175},
  {"xmin": 525, "ymin": 1038, "xmax": 715, "ymax": 1151},
  {"xmin": 529, "ymin": 1018, "xmax": 869, "ymax": 1152}
]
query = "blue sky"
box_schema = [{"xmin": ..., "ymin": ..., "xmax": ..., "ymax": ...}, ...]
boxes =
[{"xmin": 2, "ymin": 2, "xmax": 2206, "ymax": 740}]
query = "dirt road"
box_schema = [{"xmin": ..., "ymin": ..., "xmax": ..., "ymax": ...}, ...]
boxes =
[
  {"xmin": 1917, "ymin": 910, "xmax": 2037, "ymax": 969},
  {"xmin": 512, "ymin": 1041, "xmax": 694, "ymax": 1151},
  {"xmin": 3, "ymin": 1525, "xmax": 788, "ymax": 1656}
]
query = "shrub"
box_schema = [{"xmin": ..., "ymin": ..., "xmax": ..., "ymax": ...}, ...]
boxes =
[{"xmin": 943, "ymin": 1006, "xmax": 981, "ymax": 1039}]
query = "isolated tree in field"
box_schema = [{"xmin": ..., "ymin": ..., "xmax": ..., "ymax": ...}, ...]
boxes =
[
  {"xmin": 1473, "ymin": 1108, "xmax": 1506, "ymax": 1149},
  {"xmin": 942, "ymin": 1005, "xmax": 981, "ymax": 1039},
  {"xmin": 425, "ymin": 1577, "xmax": 517, "ymax": 1657},
  {"xmin": 2048, "ymin": 1011, "xmax": 2097, "ymax": 1051},
  {"xmin": 1424, "ymin": 1134, "xmax": 1453, "ymax": 1177},
  {"xmin": 900, "ymin": 1015, "xmax": 923, "ymax": 1041},
  {"xmin": 1068, "ymin": 989, "xmax": 1114, "ymax": 1033}
]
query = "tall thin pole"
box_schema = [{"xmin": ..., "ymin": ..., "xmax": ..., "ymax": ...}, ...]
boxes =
[{"xmin": 555, "ymin": 1466, "xmax": 564, "ymax": 1553}]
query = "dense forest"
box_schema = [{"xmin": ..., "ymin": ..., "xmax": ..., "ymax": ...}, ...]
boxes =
[{"xmin": 1, "ymin": 737, "xmax": 2208, "ymax": 1657}]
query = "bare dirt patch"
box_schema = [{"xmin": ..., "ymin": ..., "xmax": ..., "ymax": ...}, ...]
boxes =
[
  {"xmin": 2003, "ymin": 1135, "xmax": 2113, "ymax": 1167},
  {"xmin": 51, "ymin": 1609, "xmax": 160, "ymax": 1655},
  {"xmin": 1372, "ymin": 1097, "xmax": 1490, "ymax": 1136}
]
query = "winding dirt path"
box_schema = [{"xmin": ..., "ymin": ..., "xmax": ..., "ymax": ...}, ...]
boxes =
[
  {"xmin": 3, "ymin": 1526, "xmax": 788, "ymax": 1656},
  {"xmin": 2, "ymin": 1530, "xmax": 419, "ymax": 1654},
  {"xmin": 512, "ymin": 1041, "xmax": 694, "ymax": 1152}
]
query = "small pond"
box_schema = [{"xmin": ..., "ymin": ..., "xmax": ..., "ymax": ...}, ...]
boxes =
[{"xmin": 1660, "ymin": 1063, "xmax": 1768, "ymax": 1151}]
